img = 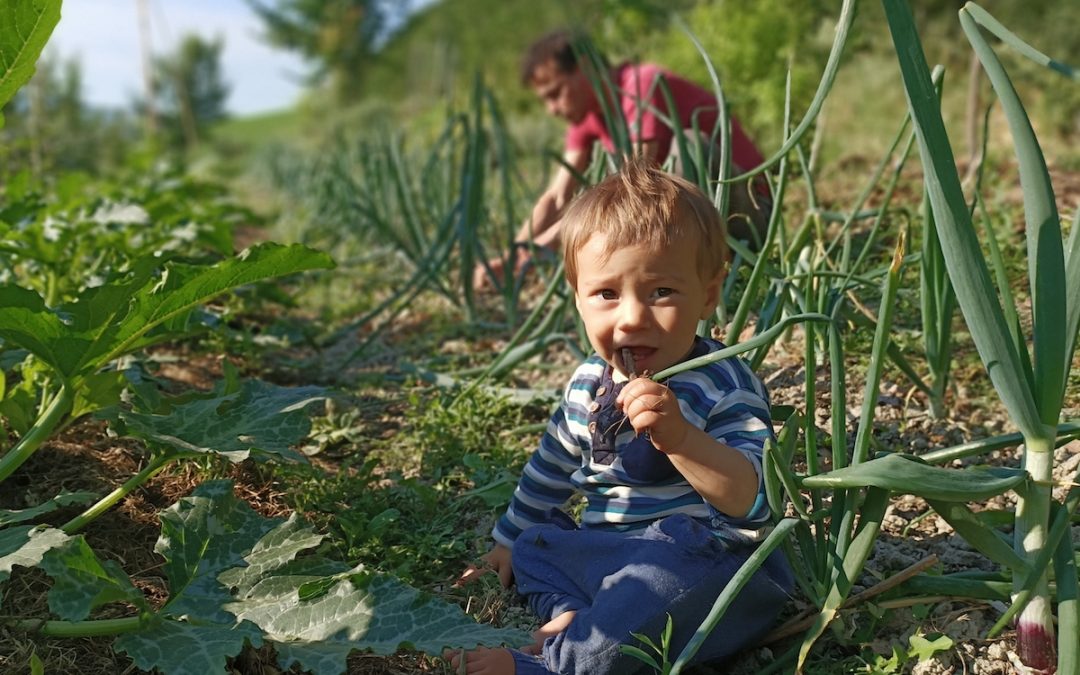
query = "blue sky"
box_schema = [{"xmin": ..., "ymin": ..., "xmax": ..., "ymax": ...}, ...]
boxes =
[{"xmin": 48, "ymin": 0, "xmax": 309, "ymax": 116}]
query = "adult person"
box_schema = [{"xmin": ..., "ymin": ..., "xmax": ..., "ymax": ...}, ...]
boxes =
[{"xmin": 473, "ymin": 29, "xmax": 772, "ymax": 292}]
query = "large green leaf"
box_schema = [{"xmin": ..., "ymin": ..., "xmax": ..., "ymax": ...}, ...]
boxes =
[
  {"xmin": 113, "ymin": 379, "xmax": 325, "ymax": 463},
  {"xmin": 220, "ymin": 521, "xmax": 532, "ymax": 675},
  {"xmin": 0, "ymin": 285, "xmax": 80, "ymax": 377},
  {"xmin": 0, "ymin": 525, "xmax": 69, "ymax": 583},
  {"xmin": 156, "ymin": 480, "xmax": 283, "ymax": 623},
  {"xmin": 0, "ymin": 0, "xmax": 61, "ymax": 125},
  {"xmin": 800, "ymin": 453, "xmax": 1028, "ymax": 502},
  {"xmin": 0, "ymin": 244, "xmax": 332, "ymax": 382},
  {"xmin": 38, "ymin": 535, "xmax": 147, "ymax": 620},
  {"xmin": 216, "ymin": 514, "xmax": 327, "ymax": 596},
  {"xmin": 57, "ymin": 257, "xmax": 160, "ymax": 378},
  {"xmin": 80, "ymin": 243, "xmax": 334, "ymax": 376},
  {"xmin": 71, "ymin": 370, "xmax": 128, "ymax": 419},
  {"xmin": 114, "ymin": 615, "xmax": 263, "ymax": 675},
  {"xmin": 155, "ymin": 481, "xmax": 530, "ymax": 675},
  {"xmin": 883, "ymin": 0, "xmax": 1043, "ymax": 440},
  {"xmin": 267, "ymin": 570, "xmax": 533, "ymax": 666}
]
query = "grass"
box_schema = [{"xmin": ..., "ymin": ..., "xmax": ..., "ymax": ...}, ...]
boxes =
[
  {"xmin": 212, "ymin": 108, "xmax": 306, "ymax": 148},
  {"xmin": 271, "ymin": 383, "xmax": 545, "ymax": 588}
]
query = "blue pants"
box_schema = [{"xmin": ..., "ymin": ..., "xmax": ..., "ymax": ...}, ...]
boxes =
[{"xmin": 509, "ymin": 514, "xmax": 792, "ymax": 675}]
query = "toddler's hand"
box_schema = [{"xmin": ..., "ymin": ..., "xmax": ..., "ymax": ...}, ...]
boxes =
[
  {"xmin": 454, "ymin": 544, "xmax": 513, "ymax": 589},
  {"xmin": 616, "ymin": 378, "xmax": 690, "ymax": 454}
]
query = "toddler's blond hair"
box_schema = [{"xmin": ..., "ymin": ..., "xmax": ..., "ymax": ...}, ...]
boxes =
[{"xmin": 560, "ymin": 157, "xmax": 728, "ymax": 288}]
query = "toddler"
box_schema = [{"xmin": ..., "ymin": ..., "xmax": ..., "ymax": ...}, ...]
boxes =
[{"xmin": 451, "ymin": 158, "xmax": 791, "ymax": 674}]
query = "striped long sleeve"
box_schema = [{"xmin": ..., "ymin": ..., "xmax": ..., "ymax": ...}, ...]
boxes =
[{"xmin": 493, "ymin": 339, "xmax": 773, "ymax": 548}]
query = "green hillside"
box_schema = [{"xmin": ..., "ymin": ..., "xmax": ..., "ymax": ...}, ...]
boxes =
[
  {"xmin": 213, "ymin": 0, "xmax": 1080, "ymax": 174},
  {"xmin": 360, "ymin": 0, "xmax": 697, "ymax": 114}
]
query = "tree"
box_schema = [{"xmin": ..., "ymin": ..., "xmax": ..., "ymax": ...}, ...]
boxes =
[
  {"xmin": 146, "ymin": 34, "xmax": 230, "ymax": 151},
  {"xmin": 645, "ymin": 0, "xmax": 834, "ymax": 149},
  {"xmin": 0, "ymin": 54, "xmax": 135, "ymax": 179},
  {"xmin": 246, "ymin": 0, "xmax": 408, "ymax": 101}
]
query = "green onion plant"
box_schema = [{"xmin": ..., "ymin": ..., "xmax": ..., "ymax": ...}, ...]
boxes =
[
  {"xmin": 749, "ymin": 4, "xmax": 1080, "ymax": 671},
  {"xmin": 804, "ymin": 2, "xmax": 1080, "ymax": 671},
  {"xmin": 266, "ymin": 77, "xmax": 561, "ymax": 364},
  {"xmin": 888, "ymin": 1, "xmax": 1080, "ymax": 669}
]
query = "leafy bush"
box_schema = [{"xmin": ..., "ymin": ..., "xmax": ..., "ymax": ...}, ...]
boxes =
[{"xmin": 643, "ymin": 0, "xmax": 835, "ymax": 148}]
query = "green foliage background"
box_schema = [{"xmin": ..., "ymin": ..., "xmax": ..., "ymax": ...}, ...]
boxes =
[
  {"xmin": 358, "ymin": 0, "xmax": 829, "ymax": 148},
  {"xmin": 335, "ymin": 0, "xmax": 1080, "ymax": 156}
]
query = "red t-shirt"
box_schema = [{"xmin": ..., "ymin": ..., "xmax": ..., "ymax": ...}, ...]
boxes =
[{"xmin": 566, "ymin": 62, "xmax": 766, "ymax": 176}]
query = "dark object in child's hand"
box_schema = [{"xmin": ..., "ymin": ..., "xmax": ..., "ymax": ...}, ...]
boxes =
[{"xmin": 621, "ymin": 347, "xmax": 637, "ymax": 379}]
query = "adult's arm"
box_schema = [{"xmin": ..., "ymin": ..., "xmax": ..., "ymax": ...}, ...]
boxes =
[
  {"xmin": 472, "ymin": 148, "xmax": 590, "ymax": 291},
  {"xmin": 524, "ymin": 140, "xmax": 661, "ymax": 247},
  {"xmin": 515, "ymin": 147, "xmax": 590, "ymax": 251}
]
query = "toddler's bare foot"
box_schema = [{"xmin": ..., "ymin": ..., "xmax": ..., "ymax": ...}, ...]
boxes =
[
  {"xmin": 445, "ymin": 611, "xmax": 576, "ymax": 670},
  {"xmin": 444, "ymin": 646, "xmax": 516, "ymax": 675},
  {"xmin": 522, "ymin": 610, "xmax": 577, "ymax": 654}
]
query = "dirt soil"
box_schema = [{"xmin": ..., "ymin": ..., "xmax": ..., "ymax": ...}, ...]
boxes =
[
  {"xmin": 3, "ymin": 168, "xmax": 1080, "ymax": 674},
  {"xmin": 724, "ymin": 330, "xmax": 1080, "ymax": 675},
  {"xmin": 5, "ymin": 319, "xmax": 1078, "ymax": 675}
]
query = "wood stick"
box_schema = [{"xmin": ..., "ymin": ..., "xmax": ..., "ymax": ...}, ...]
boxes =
[
  {"xmin": 758, "ymin": 554, "xmax": 939, "ymax": 645},
  {"xmin": 621, "ymin": 347, "xmax": 636, "ymax": 379}
]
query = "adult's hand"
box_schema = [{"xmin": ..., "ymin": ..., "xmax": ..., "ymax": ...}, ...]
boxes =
[
  {"xmin": 471, "ymin": 247, "xmax": 532, "ymax": 292},
  {"xmin": 471, "ymin": 254, "xmax": 505, "ymax": 292}
]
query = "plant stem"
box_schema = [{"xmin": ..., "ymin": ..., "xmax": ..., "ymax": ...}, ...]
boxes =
[
  {"xmin": 61, "ymin": 454, "xmax": 178, "ymax": 534},
  {"xmin": 0, "ymin": 384, "xmax": 73, "ymax": 483},
  {"xmin": 920, "ymin": 421, "xmax": 1080, "ymax": 465},
  {"xmin": 725, "ymin": 135, "xmax": 790, "ymax": 343},
  {"xmin": 852, "ymin": 234, "xmax": 906, "ymax": 466},
  {"xmin": 456, "ymin": 260, "xmax": 567, "ymax": 402},
  {"xmin": 1015, "ymin": 434, "xmax": 1056, "ymax": 672},
  {"xmin": 671, "ymin": 519, "xmax": 798, "ymax": 673},
  {"xmin": 652, "ymin": 313, "xmax": 831, "ymax": 381},
  {"xmin": 8, "ymin": 616, "xmax": 144, "ymax": 638}
]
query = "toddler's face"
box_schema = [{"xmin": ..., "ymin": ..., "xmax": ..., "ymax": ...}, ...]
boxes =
[{"xmin": 573, "ymin": 233, "xmax": 721, "ymax": 377}]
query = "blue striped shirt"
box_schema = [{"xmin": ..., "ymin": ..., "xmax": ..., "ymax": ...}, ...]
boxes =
[{"xmin": 494, "ymin": 338, "xmax": 773, "ymax": 548}]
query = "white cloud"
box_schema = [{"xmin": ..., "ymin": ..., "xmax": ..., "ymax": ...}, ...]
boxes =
[{"xmin": 49, "ymin": 0, "xmax": 308, "ymax": 115}]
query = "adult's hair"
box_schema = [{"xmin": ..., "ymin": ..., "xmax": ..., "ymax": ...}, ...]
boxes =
[
  {"xmin": 560, "ymin": 156, "xmax": 729, "ymax": 288},
  {"xmin": 521, "ymin": 28, "xmax": 606, "ymax": 85}
]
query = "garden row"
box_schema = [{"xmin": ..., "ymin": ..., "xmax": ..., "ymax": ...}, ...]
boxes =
[
  {"xmin": 263, "ymin": 2, "xmax": 1080, "ymax": 671},
  {"xmin": 2, "ymin": 0, "xmax": 1080, "ymax": 674}
]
